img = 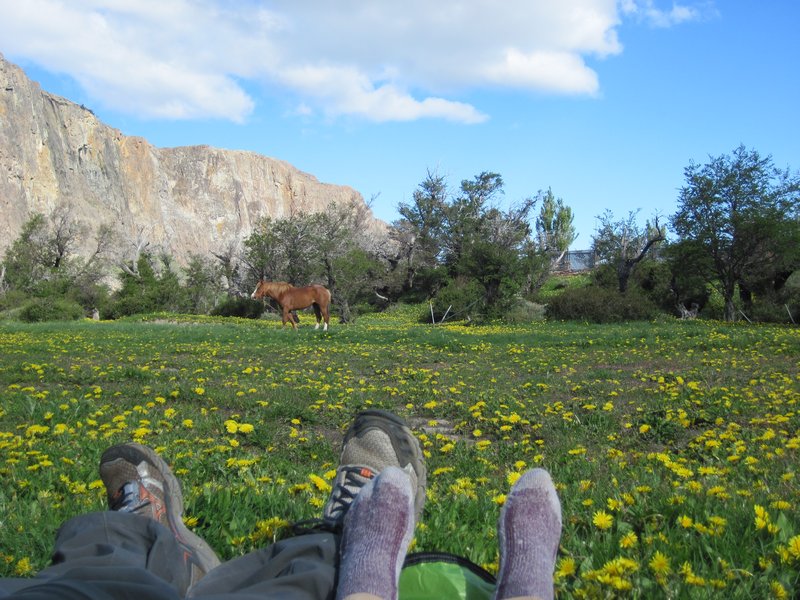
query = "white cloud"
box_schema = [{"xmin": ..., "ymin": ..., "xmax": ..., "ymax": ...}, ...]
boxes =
[
  {"xmin": 481, "ymin": 49, "xmax": 600, "ymax": 95},
  {"xmin": 0, "ymin": 0, "xmax": 706, "ymax": 123},
  {"xmin": 279, "ymin": 64, "xmax": 487, "ymax": 123},
  {"xmin": 621, "ymin": 0, "xmax": 705, "ymax": 28}
]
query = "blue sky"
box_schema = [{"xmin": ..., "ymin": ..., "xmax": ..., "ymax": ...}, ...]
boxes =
[{"xmin": 1, "ymin": 1, "xmax": 798, "ymax": 248}]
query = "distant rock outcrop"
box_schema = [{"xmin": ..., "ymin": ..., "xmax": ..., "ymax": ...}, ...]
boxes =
[{"xmin": 0, "ymin": 53, "xmax": 381, "ymax": 266}]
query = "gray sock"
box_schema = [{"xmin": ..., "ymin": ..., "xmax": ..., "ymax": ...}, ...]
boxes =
[
  {"xmin": 336, "ymin": 466, "xmax": 414, "ymax": 600},
  {"xmin": 495, "ymin": 468, "xmax": 562, "ymax": 600}
]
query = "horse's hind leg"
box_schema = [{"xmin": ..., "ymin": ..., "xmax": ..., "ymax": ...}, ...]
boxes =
[
  {"xmin": 321, "ymin": 303, "xmax": 329, "ymax": 331},
  {"xmin": 312, "ymin": 303, "xmax": 322, "ymax": 329},
  {"xmin": 283, "ymin": 308, "xmax": 297, "ymax": 330}
]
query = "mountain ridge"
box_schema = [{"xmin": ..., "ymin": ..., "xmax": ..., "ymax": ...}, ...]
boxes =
[{"xmin": 0, "ymin": 52, "xmax": 381, "ymax": 267}]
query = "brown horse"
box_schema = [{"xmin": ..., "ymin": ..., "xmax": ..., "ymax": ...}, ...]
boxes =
[{"xmin": 251, "ymin": 280, "xmax": 331, "ymax": 331}]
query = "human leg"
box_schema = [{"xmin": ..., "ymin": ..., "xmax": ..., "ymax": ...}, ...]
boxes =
[
  {"xmin": 494, "ymin": 469, "xmax": 562, "ymax": 600},
  {"xmin": 335, "ymin": 467, "xmax": 415, "ymax": 600},
  {"xmin": 191, "ymin": 409, "xmax": 426, "ymax": 600},
  {"xmin": 187, "ymin": 532, "xmax": 339, "ymax": 600},
  {"xmin": 0, "ymin": 443, "xmax": 219, "ymax": 599},
  {"xmin": 99, "ymin": 442, "xmax": 221, "ymax": 587},
  {"xmin": 323, "ymin": 409, "xmax": 426, "ymax": 530}
]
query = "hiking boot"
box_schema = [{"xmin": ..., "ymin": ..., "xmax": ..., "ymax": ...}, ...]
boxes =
[
  {"xmin": 323, "ymin": 409, "xmax": 426, "ymax": 529},
  {"xmin": 99, "ymin": 443, "xmax": 220, "ymax": 588}
]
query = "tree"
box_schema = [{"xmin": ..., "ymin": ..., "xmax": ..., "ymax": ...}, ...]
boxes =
[
  {"xmin": 108, "ymin": 253, "xmax": 189, "ymax": 317},
  {"xmin": 2, "ymin": 209, "xmax": 112, "ymax": 307},
  {"xmin": 2, "ymin": 213, "xmax": 53, "ymax": 293},
  {"xmin": 536, "ymin": 189, "xmax": 577, "ymax": 264},
  {"xmin": 592, "ymin": 210, "xmax": 666, "ymax": 294},
  {"xmin": 528, "ymin": 188, "xmax": 578, "ymax": 291},
  {"xmin": 183, "ymin": 254, "xmax": 225, "ymax": 314},
  {"xmin": 672, "ymin": 145, "xmax": 800, "ymax": 321},
  {"xmin": 241, "ymin": 202, "xmax": 384, "ymax": 322},
  {"xmin": 392, "ymin": 170, "xmax": 579, "ymax": 320},
  {"xmin": 390, "ymin": 170, "xmax": 448, "ymax": 295},
  {"xmin": 309, "ymin": 202, "xmax": 383, "ymax": 322},
  {"xmin": 242, "ymin": 217, "xmax": 283, "ymax": 285},
  {"xmin": 443, "ymin": 172, "xmax": 505, "ymax": 272}
]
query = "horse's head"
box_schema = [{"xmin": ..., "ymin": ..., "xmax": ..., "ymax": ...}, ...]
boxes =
[{"xmin": 251, "ymin": 280, "xmax": 267, "ymax": 300}]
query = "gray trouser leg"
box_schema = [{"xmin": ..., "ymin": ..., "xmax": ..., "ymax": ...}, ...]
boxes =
[
  {"xmin": 0, "ymin": 511, "xmax": 186, "ymax": 599},
  {"xmin": 1, "ymin": 515, "xmax": 339, "ymax": 600},
  {"xmin": 189, "ymin": 532, "xmax": 339, "ymax": 600}
]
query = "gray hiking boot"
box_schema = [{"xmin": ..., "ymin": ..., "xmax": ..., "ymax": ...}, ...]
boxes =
[
  {"xmin": 99, "ymin": 443, "xmax": 220, "ymax": 590},
  {"xmin": 323, "ymin": 409, "xmax": 427, "ymax": 529}
]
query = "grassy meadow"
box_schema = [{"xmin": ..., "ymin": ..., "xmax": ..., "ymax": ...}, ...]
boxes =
[{"xmin": 1, "ymin": 307, "xmax": 798, "ymax": 598}]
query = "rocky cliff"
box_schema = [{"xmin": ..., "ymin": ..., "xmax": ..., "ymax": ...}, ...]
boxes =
[{"xmin": 0, "ymin": 53, "xmax": 379, "ymax": 266}]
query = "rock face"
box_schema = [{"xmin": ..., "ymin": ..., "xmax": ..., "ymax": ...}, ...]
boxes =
[{"xmin": 0, "ymin": 53, "xmax": 378, "ymax": 265}]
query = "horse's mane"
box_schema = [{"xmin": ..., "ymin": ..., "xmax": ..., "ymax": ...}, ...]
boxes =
[{"xmin": 265, "ymin": 281, "xmax": 294, "ymax": 294}]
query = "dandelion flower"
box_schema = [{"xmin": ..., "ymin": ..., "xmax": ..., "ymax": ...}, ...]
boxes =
[
  {"xmin": 677, "ymin": 515, "xmax": 694, "ymax": 529},
  {"xmin": 507, "ymin": 472, "xmax": 522, "ymax": 486},
  {"xmin": 649, "ymin": 551, "xmax": 671, "ymax": 576},
  {"xmin": 555, "ymin": 556, "xmax": 577, "ymax": 580},
  {"xmin": 787, "ymin": 535, "xmax": 800, "ymax": 560},
  {"xmin": 592, "ymin": 510, "xmax": 614, "ymax": 530},
  {"xmin": 770, "ymin": 581, "xmax": 788, "ymax": 599}
]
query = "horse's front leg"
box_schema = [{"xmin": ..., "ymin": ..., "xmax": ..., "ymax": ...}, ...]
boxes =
[{"xmin": 284, "ymin": 308, "xmax": 297, "ymax": 330}]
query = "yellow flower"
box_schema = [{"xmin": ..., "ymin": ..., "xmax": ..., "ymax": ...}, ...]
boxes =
[
  {"xmin": 555, "ymin": 556, "xmax": 577, "ymax": 580},
  {"xmin": 309, "ymin": 474, "xmax": 332, "ymax": 493},
  {"xmin": 787, "ymin": 534, "xmax": 800, "ymax": 560},
  {"xmin": 238, "ymin": 423, "xmax": 254, "ymax": 434},
  {"xmin": 649, "ymin": 551, "xmax": 671, "ymax": 576},
  {"xmin": 770, "ymin": 581, "xmax": 788, "ymax": 599},
  {"xmin": 225, "ymin": 420, "xmax": 239, "ymax": 433},
  {"xmin": 639, "ymin": 424, "xmax": 651, "ymax": 434},
  {"xmin": 507, "ymin": 471, "xmax": 522, "ymax": 486},
  {"xmin": 619, "ymin": 531, "xmax": 638, "ymax": 549},
  {"xmin": 677, "ymin": 515, "xmax": 694, "ymax": 529},
  {"xmin": 14, "ymin": 557, "xmax": 33, "ymax": 576},
  {"xmin": 592, "ymin": 510, "xmax": 613, "ymax": 530}
]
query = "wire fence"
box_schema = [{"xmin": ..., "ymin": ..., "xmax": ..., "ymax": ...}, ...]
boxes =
[{"xmin": 553, "ymin": 250, "xmax": 596, "ymax": 273}]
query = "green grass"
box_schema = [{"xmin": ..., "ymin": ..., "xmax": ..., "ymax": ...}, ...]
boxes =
[
  {"xmin": 1, "ymin": 310, "xmax": 799, "ymax": 597},
  {"xmin": 534, "ymin": 272, "xmax": 593, "ymax": 302}
]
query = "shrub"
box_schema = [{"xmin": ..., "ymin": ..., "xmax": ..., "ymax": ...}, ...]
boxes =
[
  {"xmin": 19, "ymin": 297, "xmax": 84, "ymax": 322},
  {"xmin": 546, "ymin": 285, "xmax": 658, "ymax": 323},
  {"xmin": 505, "ymin": 299, "xmax": 547, "ymax": 323},
  {"xmin": 534, "ymin": 273, "xmax": 592, "ymax": 303},
  {"xmin": 210, "ymin": 297, "xmax": 266, "ymax": 319},
  {"xmin": 424, "ymin": 277, "xmax": 484, "ymax": 323},
  {"xmin": 747, "ymin": 276, "xmax": 800, "ymax": 323},
  {"xmin": 0, "ymin": 289, "xmax": 29, "ymax": 312}
]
